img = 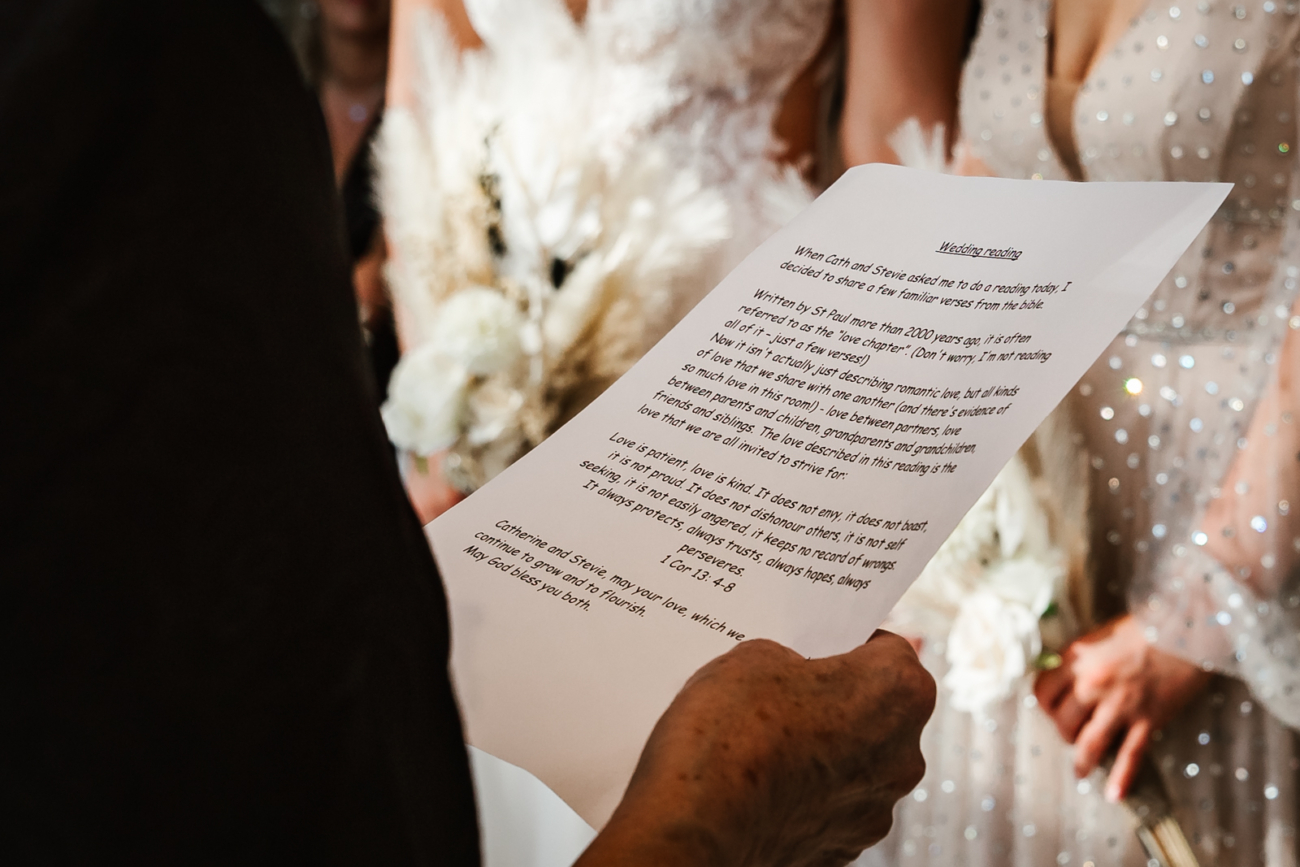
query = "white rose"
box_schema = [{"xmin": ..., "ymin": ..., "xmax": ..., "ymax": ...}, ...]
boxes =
[
  {"xmin": 944, "ymin": 590, "xmax": 1042, "ymax": 714},
  {"xmin": 432, "ymin": 288, "xmax": 525, "ymax": 376},
  {"xmin": 381, "ymin": 343, "xmax": 467, "ymax": 455}
]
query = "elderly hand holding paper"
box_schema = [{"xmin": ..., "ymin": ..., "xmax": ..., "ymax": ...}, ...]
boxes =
[{"xmin": 577, "ymin": 632, "xmax": 934, "ymax": 867}]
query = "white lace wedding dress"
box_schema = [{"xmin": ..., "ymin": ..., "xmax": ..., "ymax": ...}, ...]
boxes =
[
  {"xmin": 378, "ymin": 0, "xmax": 835, "ymax": 863},
  {"xmin": 378, "ymin": 0, "xmax": 836, "ymax": 489},
  {"xmin": 862, "ymin": 2, "xmax": 1300, "ymax": 866}
]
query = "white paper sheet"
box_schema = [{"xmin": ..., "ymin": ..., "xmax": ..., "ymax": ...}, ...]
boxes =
[{"xmin": 430, "ymin": 165, "xmax": 1229, "ymax": 826}]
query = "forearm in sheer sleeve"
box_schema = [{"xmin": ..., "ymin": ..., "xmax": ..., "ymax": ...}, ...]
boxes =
[{"xmin": 1140, "ymin": 183, "xmax": 1300, "ymax": 729}]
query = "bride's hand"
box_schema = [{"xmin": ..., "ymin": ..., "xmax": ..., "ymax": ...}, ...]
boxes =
[{"xmin": 1033, "ymin": 614, "xmax": 1211, "ymax": 801}]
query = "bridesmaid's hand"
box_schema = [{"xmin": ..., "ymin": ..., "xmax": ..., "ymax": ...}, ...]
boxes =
[
  {"xmin": 402, "ymin": 452, "xmax": 465, "ymax": 524},
  {"xmin": 1033, "ymin": 614, "xmax": 1211, "ymax": 801},
  {"xmin": 952, "ymin": 141, "xmax": 995, "ymax": 177}
]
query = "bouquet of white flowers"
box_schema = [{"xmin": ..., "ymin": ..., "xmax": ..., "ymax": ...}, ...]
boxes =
[
  {"xmin": 376, "ymin": 2, "xmax": 731, "ymax": 491},
  {"xmin": 889, "ymin": 451, "xmax": 1079, "ymax": 714}
]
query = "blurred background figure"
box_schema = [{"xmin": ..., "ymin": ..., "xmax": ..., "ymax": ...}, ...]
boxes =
[{"xmin": 264, "ymin": 0, "xmax": 399, "ymax": 400}]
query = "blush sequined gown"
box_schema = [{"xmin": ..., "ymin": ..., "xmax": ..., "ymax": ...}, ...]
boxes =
[{"xmin": 863, "ymin": 2, "xmax": 1300, "ymax": 866}]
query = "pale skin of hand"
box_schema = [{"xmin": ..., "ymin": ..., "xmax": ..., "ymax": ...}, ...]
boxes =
[
  {"xmin": 1034, "ymin": 616, "xmax": 1211, "ymax": 801},
  {"xmin": 574, "ymin": 633, "xmax": 936, "ymax": 867}
]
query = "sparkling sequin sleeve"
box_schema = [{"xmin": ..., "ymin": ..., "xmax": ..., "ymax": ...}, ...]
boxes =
[
  {"xmin": 1139, "ymin": 25, "xmax": 1300, "ymax": 727},
  {"xmin": 1149, "ymin": 546, "xmax": 1300, "ymax": 727}
]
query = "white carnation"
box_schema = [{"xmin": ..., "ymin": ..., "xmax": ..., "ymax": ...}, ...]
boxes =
[
  {"xmin": 431, "ymin": 288, "xmax": 525, "ymax": 376},
  {"xmin": 944, "ymin": 590, "xmax": 1042, "ymax": 714},
  {"xmin": 381, "ymin": 343, "xmax": 467, "ymax": 455}
]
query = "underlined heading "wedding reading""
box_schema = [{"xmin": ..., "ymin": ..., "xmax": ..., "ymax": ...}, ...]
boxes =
[{"xmin": 936, "ymin": 242, "xmax": 1023, "ymax": 261}]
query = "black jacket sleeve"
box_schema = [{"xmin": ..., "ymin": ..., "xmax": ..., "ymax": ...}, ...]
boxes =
[{"xmin": 0, "ymin": 1, "xmax": 480, "ymax": 863}]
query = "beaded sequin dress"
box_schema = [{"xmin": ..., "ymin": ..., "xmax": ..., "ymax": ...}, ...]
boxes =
[{"xmin": 862, "ymin": 3, "xmax": 1300, "ymax": 866}]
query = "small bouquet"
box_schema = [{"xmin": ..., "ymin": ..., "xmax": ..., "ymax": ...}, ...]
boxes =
[
  {"xmin": 889, "ymin": 452, "xmax": 1078, "ymax": 714},
  {"xmin": 376, "ymin": 2, "xmax": 731, "ymax": 491}
]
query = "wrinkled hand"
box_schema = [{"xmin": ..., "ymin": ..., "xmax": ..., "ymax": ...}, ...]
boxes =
[
  {"xmin": 1033, "ymin": 614, "xmax": 1210, "ymax": 801},
  {"xmin": 575, "ymin": 632, "xmax": 935, "ymax": 867}
]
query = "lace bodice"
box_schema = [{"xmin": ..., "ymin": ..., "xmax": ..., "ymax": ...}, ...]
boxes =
[
  {"xmin": 464, "ymin": 0, "xmax": 834, "ymax": 181},
  {"xmin": 469, "ymin": 0, "xmax": 832, "ymax": 100},
  {"xmin": 585, "ymin": 0, "xmax": 833, "ymax": 100}
]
